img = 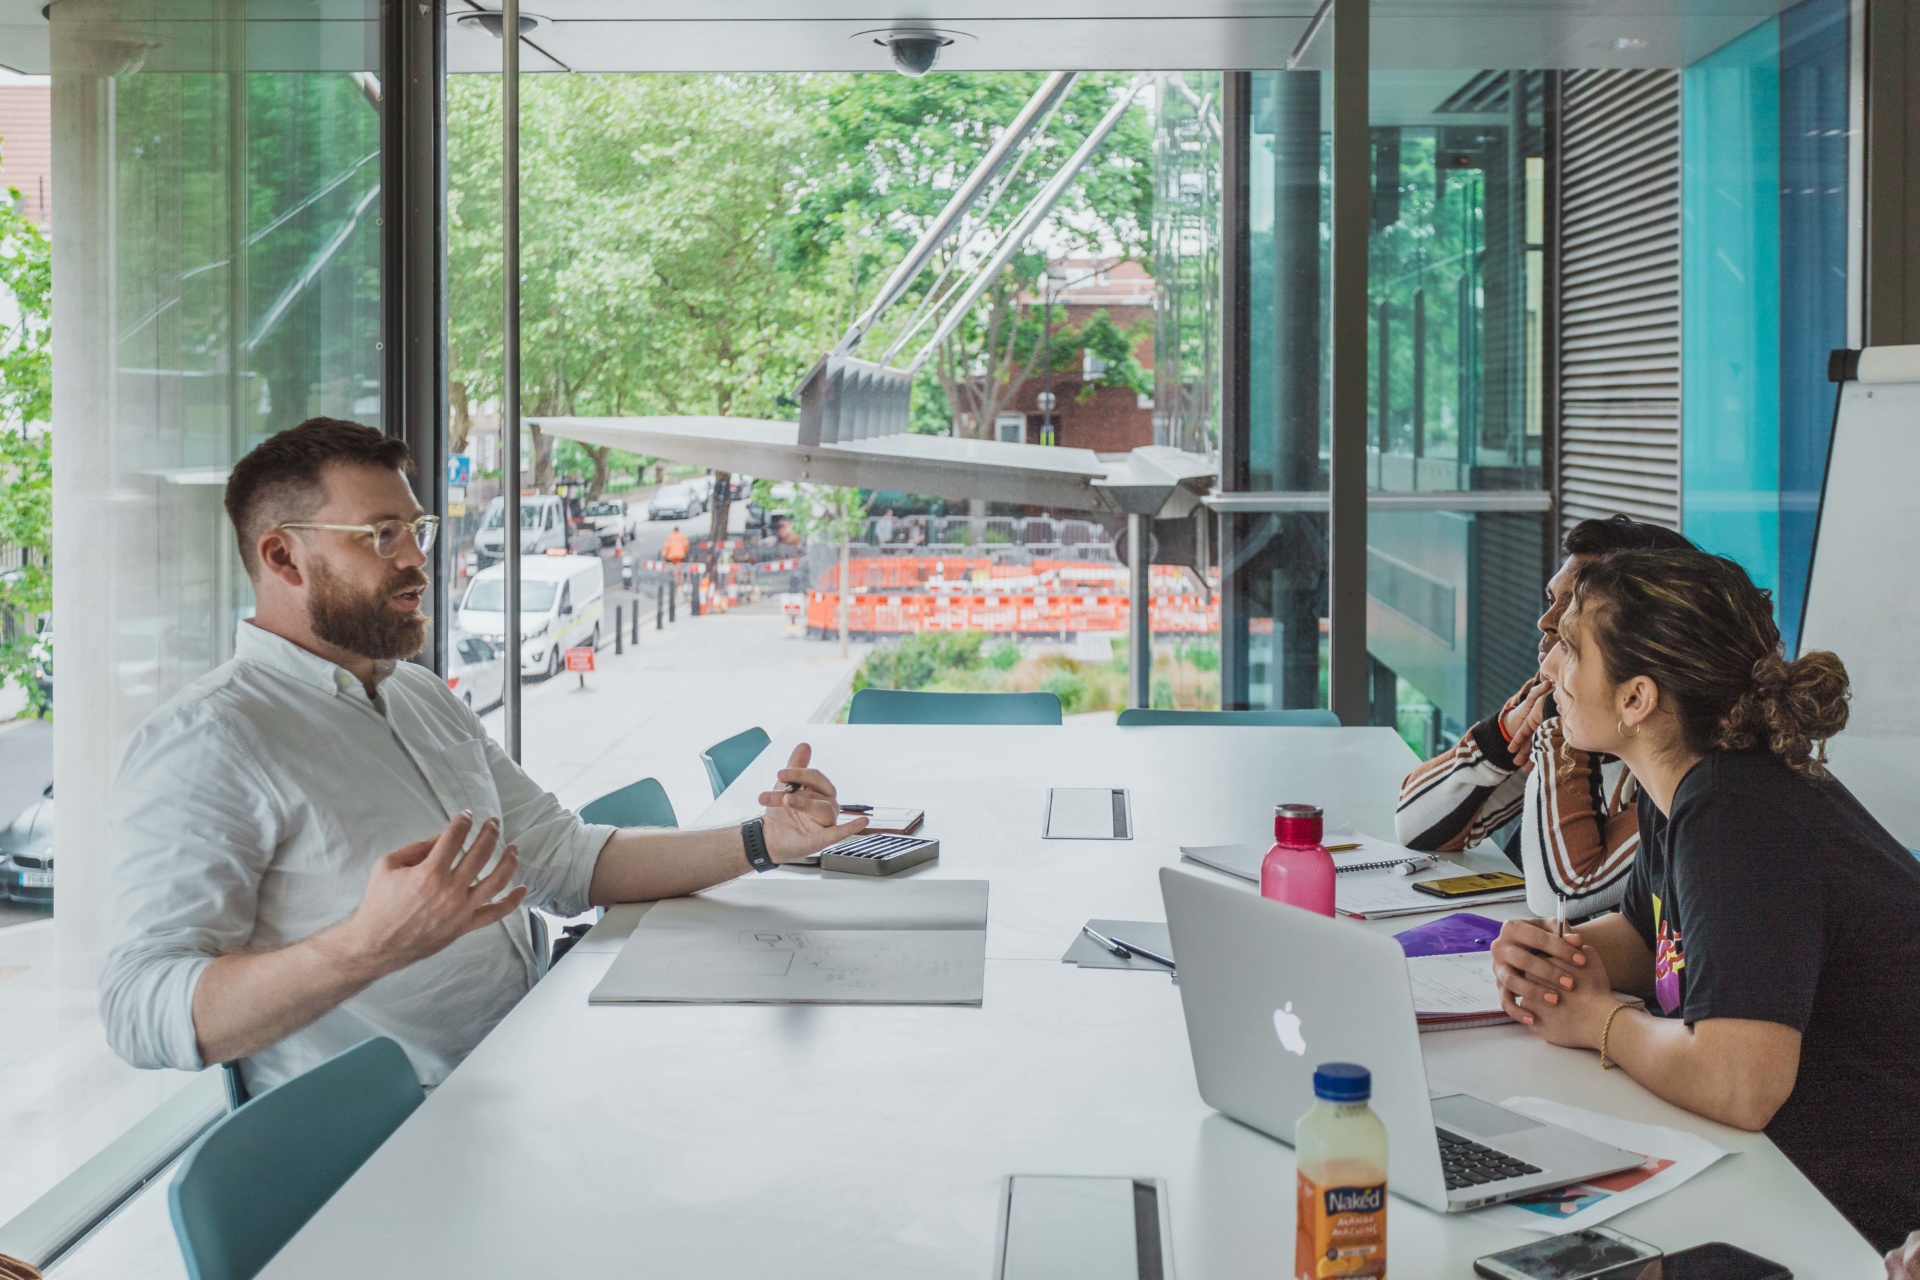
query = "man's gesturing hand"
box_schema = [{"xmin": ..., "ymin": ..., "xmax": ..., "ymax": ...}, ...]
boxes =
[
  {"xmin": 335, "ymin": 812, "xmax": 528, "ymax": 977},
  {"xmin": 756, "ymin": 743, "xmax": 868, "ymax": 864}
]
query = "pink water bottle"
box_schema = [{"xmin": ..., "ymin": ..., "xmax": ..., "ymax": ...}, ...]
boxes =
[{"xmin": 1261, "ymin": 803, "xmax": 1336, "ymax": 916}]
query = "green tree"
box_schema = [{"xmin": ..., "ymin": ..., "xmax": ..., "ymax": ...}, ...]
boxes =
[
  {"xmin": 0, "ymin": 177, "xmax": 50, "ymax": 715},
  {"xmin": 792, "ymin": 73, "xmax": 1155, "ymax": 439}
]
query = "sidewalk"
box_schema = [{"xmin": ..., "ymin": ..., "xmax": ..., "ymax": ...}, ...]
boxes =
[{"xmin": 481, "ymin": 595, "xmax": 869, "ymax": 827}]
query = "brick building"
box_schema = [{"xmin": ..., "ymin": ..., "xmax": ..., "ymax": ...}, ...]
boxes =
[
  {"xmin": 0, "ymin": 75, "xmax": 51, "ymax": 227},
  {"xmin": 998, "ymin": 256, "xmax": 1156, "ymax": 456}
]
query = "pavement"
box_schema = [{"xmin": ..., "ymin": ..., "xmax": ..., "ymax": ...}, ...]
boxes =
[
  {"xmin": 480, "ymin": 593, "xmax": 867, "ymax": 829},
  {"xmin": 468, "ymin": 494, "xmax": 863, "ymax": 826}
]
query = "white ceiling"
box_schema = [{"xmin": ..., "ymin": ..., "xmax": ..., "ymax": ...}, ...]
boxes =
[
  {"xmin": 447, "ymin": 0, "xmax": 1798, "ymax": 73},
  {"xmin": 4, "ymin": 0, "xmax": 1797, "ymax": 78}
]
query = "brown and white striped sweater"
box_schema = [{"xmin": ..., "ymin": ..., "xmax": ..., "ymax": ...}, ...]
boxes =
[{"xmin": 1394, "ymin": 689, "xmax": 1640, "ymax": 918}]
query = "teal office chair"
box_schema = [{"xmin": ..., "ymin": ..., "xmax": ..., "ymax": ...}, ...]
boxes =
[
  {"xmin": 578, "ymin": 777, "xmax": 679, "ymax": 828},
  {"xmin": 1116, "ymin": 708, "xmax": 1342, "ymax": 728},
  {"xmin": 169, "ymin": 1037, "xmax": 423, "ymax": 1280},
  {"xmin": 847, "ymin": 688, "xmax": 1063, "ymax": 725},
  {"xmin": 701, "ymin": 726, "xmax": 771, "ymax": 798}
]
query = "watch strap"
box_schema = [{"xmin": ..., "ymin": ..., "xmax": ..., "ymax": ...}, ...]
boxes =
[{"xmin": 740, "ymin": 817, "xmax": 775, "ymax": 872}]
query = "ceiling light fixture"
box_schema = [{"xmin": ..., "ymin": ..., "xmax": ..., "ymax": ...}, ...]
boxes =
[
  {"xmin": 457, "ymin": 9, "xmax": 545, "ymax": 39},
  {"xmin": 1613, "ymin": 36, "xmax": 1650, "ymax": 50}
]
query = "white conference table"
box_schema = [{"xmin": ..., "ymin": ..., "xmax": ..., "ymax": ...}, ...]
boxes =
[{"xmin": 261, "ymin": 724, "xmax": 1878, "ymax": 1277}]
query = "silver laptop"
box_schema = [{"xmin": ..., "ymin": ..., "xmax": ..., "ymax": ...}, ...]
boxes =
[{"xmin": 1160, "ymin": 868, "xmax": 1642, "ymax": 1212}]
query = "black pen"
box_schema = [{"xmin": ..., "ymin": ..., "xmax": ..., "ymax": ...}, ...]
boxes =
[
  {"xmin": 1106, "ymin": 934, "xmax": 1176, "ymax": 971},
  {"xmin": 839, "ymin": 803, "xmax": 873, "ymax": 813}
]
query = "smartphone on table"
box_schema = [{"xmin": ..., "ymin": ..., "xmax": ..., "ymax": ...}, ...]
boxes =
[
  {"xmin": 1663, "ymin": 1243, "xmax": 1791, "ymax": 1279},
  {"xmin": 1411, "ymin": 870, "xmax": 1527, "ymax": 900},
  {"xmin": 1474, "ymin": 1228, "xmax": 1662, "ymax": 1279}
]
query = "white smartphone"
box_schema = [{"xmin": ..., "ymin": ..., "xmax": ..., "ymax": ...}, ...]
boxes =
[{"xmin": 1474, "ymin": 1227, "xmax": 1663, "ymax": 1280}]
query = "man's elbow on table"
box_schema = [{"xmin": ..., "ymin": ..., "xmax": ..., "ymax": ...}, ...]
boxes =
[{"xmin": 97, "ymin": 947, "xmax": 212, "ymax": 1073}]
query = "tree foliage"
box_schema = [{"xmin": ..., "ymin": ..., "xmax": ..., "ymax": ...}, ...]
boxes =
[
  {"xmin": 445, "ymin": 71, "xmax": 1157, "ymax": 462},
  {"xmin": 0, "ymin": 176, "xmax": 50, "ymax": 715}
]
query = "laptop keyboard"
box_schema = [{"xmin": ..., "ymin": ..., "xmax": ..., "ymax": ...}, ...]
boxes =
[{"xmin": 1437, "ymin": 1130, "xmax": 1542, "ymax": 1190}]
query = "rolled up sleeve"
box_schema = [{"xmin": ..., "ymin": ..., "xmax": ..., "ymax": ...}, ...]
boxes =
[
  {"xmin": 480, "ymin": 733, "xmax": 615, "ymax": 919},
  {"xmin": 99, "ymin": 709, "xmax": 280, "ymax": 1072}
]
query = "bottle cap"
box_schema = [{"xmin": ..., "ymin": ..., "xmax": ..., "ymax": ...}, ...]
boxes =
[
  {"xmin": 1274, "ymin": 804, "xmax": 1324, "ymax": 845},
  {"xmin": 1312, "ymin": 1062, "xmax": 1371, "ymax": 1102}
]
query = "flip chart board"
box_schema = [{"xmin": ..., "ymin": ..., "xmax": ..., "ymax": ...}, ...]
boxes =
[{"xmin": 1800, "ymin": 344, "xmax": 1920, "ymax": 848}]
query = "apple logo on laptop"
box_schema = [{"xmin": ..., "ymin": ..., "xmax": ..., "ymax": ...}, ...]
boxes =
[{"xmin": 1273, "ymin": 1002, "xmax": 1307, "ymax": 1056}]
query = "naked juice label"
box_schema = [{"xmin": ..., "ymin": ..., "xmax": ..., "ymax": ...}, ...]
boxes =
[{"xmin": 1295, "ymin": 1174, "xmax": 1386, "ymax": 1278}]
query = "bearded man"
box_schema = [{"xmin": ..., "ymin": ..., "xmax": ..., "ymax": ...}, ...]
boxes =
[{"xmin": 100, "ymin": 419, "xmax": 863, "ymax": 1094}]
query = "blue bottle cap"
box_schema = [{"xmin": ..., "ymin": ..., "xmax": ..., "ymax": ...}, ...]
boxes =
[{"xmin": 1313, "ymin": 1062, "xmax": 1371, "ymax": 1102}]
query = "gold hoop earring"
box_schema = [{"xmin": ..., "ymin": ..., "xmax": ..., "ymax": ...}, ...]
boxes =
[{"xmin": 1616, "ymin": 719, "xmax": 1639, "ymax": 739}]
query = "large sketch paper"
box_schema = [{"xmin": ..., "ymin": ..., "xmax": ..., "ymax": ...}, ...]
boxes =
[{"xmin": 589, "ymin": 878, "xmax": 988, "ymax": 1005}]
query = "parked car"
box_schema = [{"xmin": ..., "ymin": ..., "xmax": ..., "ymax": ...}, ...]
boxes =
[
  {"xmin": 457, "ymin": 555, "xmax": 605, "ymax": 679},
  {"xmin": 648, "ymin": 481, "xmax": 708, "ymax": 522},
  {"xmin": 583, "ymin": 498, "xmax": 636, "ymax": 546},
  {"xmin": 0, "ymin": 783, "xmax": 53, "ymax": 907},
  {"xmin": 473, "ymin": 495, "xmax": 568, "ymax": 568},
  {"xmin": 746, "ymin": 481, "xmax": 798, "ymax": 533},
  {"xmin": 445, "ymin": 631, "xmax": 505, "ymax": 713}
]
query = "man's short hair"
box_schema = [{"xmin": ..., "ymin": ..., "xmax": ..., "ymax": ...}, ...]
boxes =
[
  {"xmin": 1562, "ymin": 514, "xmax": 1694, "ymax": 559},
  {"xmin": 224, "ymin": 418, "xmax": 413, "ymax": 575}
]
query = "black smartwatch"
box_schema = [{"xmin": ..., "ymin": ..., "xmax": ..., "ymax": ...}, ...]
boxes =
[{"xmin": 740, "ymin": 817, "xmax": 775, "ymax": 873}]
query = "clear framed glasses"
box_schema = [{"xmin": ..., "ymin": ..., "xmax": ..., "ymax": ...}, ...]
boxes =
[{"xmin": 278, "ymin": 515, "xmax": 440, "ymax": 559}]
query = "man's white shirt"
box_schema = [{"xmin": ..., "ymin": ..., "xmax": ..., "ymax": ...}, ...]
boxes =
[{"xmin": 100, "ymin": 622, "xmax": 616, "ymax": 1093}]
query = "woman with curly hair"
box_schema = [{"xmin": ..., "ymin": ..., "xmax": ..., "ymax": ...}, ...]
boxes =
[{"xmin": 1488, "ymin": 548, "xmax": 1920, "ymax": 1252}]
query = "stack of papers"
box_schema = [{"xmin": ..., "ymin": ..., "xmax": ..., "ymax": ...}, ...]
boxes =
[
  {"xmin": 1179, "ymin": 830, "xmax": 1527, "ymax": 919},
  {"xmin": 1407, "ymin": 951, "xmax": 1510, "ymax": 1031}
]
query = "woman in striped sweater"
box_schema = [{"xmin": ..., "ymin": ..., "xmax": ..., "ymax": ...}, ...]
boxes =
[{"xmin": 1394, "ymin": 515, "xmax": 1694, "ymax": 918}]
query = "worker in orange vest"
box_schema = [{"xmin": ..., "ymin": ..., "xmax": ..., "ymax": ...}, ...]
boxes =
[{"xmin": 662, "ymin": 526, "xmax": 689, "ymax": 565}]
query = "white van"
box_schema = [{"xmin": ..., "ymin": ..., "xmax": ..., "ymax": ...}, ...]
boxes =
[
  {"xmin": 457, "ymin": 555, "xmax": 605, "ymax": 678},
  {"xmin": 473, "ymin": 495, "xmax": 567, "ymax": 567}
]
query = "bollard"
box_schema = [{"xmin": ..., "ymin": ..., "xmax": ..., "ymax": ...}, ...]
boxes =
[
  {"xmin": 656, "ymin": 583, "xmax": 664, "ymax": 630},
  {"xmin": 668, "ymin": 577, "xmax": 677, "ymax": 623},
  {"xmin": 692, "ymin": 573, "xmax": 703, "ymax": 616},
  {"xmin": 631, "ymin": 598, "xmax": 639, "ymax": 644},
  {"xmin": 615, "ymin": 605, "xmax": 624, "ymax": 654}
]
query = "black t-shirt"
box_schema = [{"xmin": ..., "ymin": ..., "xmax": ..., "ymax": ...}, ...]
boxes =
[{"xmin": 1623, "ymin": 749, "xmax": 1920, "ymax": 1252}]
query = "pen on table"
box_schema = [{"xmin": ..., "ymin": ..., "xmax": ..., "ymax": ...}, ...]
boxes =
[
  {"xmin": 838, "ymin": 803, "xmax": 873, "ymax": 813},
  {"xmin": 1082, "ymin": 923, "xmax": 1131, "ymax": 958},
  {"xmin": 1107, "ymin": 934, "xmax": 1176, "ymax": 971}
]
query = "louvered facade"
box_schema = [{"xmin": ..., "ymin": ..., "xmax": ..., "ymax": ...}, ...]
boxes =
[{"xmin": 1555, "ymin": 70, "xmax": 1682, "ymax": 533}]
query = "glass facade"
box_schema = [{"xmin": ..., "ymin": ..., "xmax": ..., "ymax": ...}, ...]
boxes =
[
  {"xmin": 1220, "ymin": 66, "xmax": 1551, "ymax": 739},
  {"xmin": 18, "ymin": 0, "xmax": 384, "ymax": 1229}
]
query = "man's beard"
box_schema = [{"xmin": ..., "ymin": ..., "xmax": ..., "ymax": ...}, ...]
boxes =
[{"xmin": 308, "ymin": 560, "xmax": 431, "ymax": 661}]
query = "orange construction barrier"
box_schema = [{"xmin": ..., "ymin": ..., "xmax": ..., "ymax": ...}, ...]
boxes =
[{"xmin": 804, "ymin": 591, "xmax": 1217, "ymax": 636}]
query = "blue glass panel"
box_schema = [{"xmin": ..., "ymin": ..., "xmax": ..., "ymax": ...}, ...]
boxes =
[{"xmin": 1682, "ymin": 19, "xmax": 1782, "ymax": 599}]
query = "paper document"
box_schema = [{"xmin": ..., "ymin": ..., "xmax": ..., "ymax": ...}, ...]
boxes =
[
  {"xmin": 1060, "ymin": 920, "xmax": 1175, "ymax": 974},
  {"xmin": 1408, "ymin": 952, "xmax": 1510, "ymax": 1031},
  {"xmin": 1476, "ymin": 1097, "xmax": 1729, "ymax": 1235},
  {"xmin": 590, "ymin": 878, "xmax": 988, "ymax": 1006}
]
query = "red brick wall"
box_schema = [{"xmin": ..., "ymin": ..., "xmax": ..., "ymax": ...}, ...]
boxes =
[{"xmin": 0, "ymin": 85, "xmax": 51, "ymax": 227}]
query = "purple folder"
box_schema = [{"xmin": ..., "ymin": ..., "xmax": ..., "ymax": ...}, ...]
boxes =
[{"xmin": 1394, "ymin": 911, "xmax": 1505, "ymax": 958}]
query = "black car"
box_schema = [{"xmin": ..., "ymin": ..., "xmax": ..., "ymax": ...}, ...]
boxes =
[{"xmin": 1, "ymin": 783, "xmax": 53, "ymax": 907}]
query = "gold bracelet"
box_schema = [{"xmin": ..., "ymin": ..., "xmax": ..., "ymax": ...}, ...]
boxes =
[{"xmin": 1598, "ymin": 1001, "xmax": 1632, "ymax": 1070}]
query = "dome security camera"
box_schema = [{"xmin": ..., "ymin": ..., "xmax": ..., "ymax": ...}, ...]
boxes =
[{"xmin": 878, "ymin": 30, "xmax": 953, "ymax": 77}]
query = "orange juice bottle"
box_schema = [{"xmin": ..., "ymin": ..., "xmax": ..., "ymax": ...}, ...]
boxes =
[{"xmin": 1295, "ymin": 1063, "xmax": 1387, "ymax": 1279}]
